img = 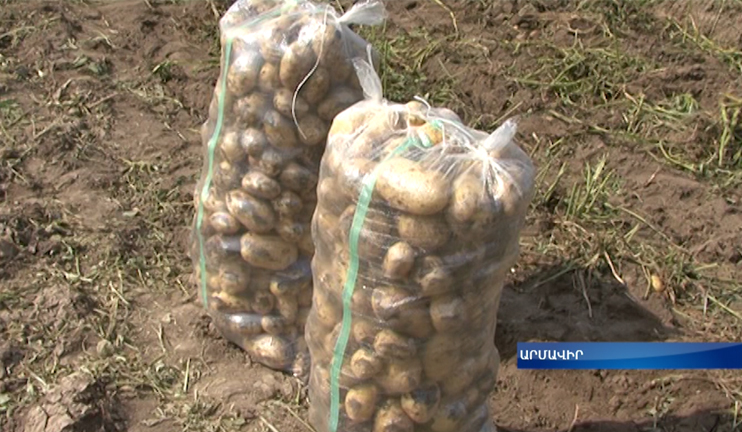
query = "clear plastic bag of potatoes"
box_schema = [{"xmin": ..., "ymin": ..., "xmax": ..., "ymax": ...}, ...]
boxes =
[
  {"xmin": 305, "ymin": 60, "xmax": 536, "ymax": 432},
  {"xmin": 190, "ymin": 0, "xmax": 386, "ymax": 379}
]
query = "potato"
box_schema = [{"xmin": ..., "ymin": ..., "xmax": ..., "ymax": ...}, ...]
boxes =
[
  {"xmin": 251, "ymin": 289, "xmax": 275, "ymax": 315},
  {"xmin": 329, "ymin": 103, "xmax": 371, "ymax": 137},
  {"xmin": 226, "ymin": 48, "xmax": 263, "ymax": 97},
  {"xmin": 226, "ymin": 190, "xmax": 276, "ymax": 233},
  {"xmin": 258, "ymin": 62, "xmax": 280, "ymax": 92},
  {"xmin": 373, "ymin": 329, "xmax": 416, "ymax": 359},
  {"xmin": 429, "ymin": 294, "xmax": 466, "ymax": 333},
  {"xmin": 318, "ymin": 86, "xmax": 361, "ymax": 121},
  {"xmin": 373, "ymin": 400, "xmax": 414, "ymax": 432},
  {"xmin": 352, "ymin": 318, "xmax": 378, "ymax": 345},
  {"xmin": 440, "ymin": 358, "xmax": 476, "ymax": 397},
  {"xmin": 398, "ymin": 306, "xmax": 434, "ymax": 339},
  {"xmin": 240, "ymin": 128, "xmax": 268, "ymax": 157},
  {"xmin": 279, "ymin": 162, "xmax": 318, "ymax": 193},
  {"xmin": 296, "ymin": 114, "xmax": 328, "ymax": 146},
  {"xmin": 245, "ymin": 334, "xmax": 292, "ymax": 370},
  {"xmin": 376, "ymin": 157, "xmax": 450, "ymax": 216},
  {"xmin": 220, "ymin": 130, "xmax": 244, "ymax": 163},
  {"xmin": 272, "ymin": 190, "xmax": 303, "ymax": 218},
  {"xmin": 242, "ymin": 171, "xmax": 281, "ymax": 199},
  {"xmin": 371, "ymin": 285, "xmax": 413, "ymax": 321},
  {"xmin": 429, "ymin": 400, "xmax": 467, "ymax": 432},
  {"xmin": 414, "ymin": 256, "xmax": 453, "ymax": 297},
  {"xmin": 338, "ymin": 204, "xmax": 392, "ymax": 260},
  {"xmin": 214, "ymin": 160, "xmax": 245, "ymax": 190},
  {"xmin": 261, "ymin": 315, "xmax": 288, "ymax": 335},
  {"xmin": 382, "ymin": 242, "xmax": 416, "ymax": 280},
  {"xmin": 345, "ymin": 383, "xmax": 379, "ymax": 423},
  {"xmin": 226, "ymin": 313, "xmax": 263, "ymax": 336},
  {"xmin": 209, "ymin": 211, "xmax": 242, "ymax": 235},
  {"xmin": 279, "ymin": 42, "xmax": 317, "ymax": 89},
  {"xmin": 401, "ymin": 382, "xmax": 441, "ymax": 424},
  {"xmin": 212, "ymin": 290, "xmax": 251, "ymax": 311},
  {"xmin": 335, "ymin": 158, "xmax": 375, "ymax": 198},
  {"xmin": 313, "ymin": 287, "xmax": 341, "ymax": 329},
  {"xmin": 376, "ymin": 356, "xmax": 422, "ymax": 395},
  {"xmin": 350, "ymin": 347, "xmax": 383, "ymax": 380},
  {"xmin": 234, "ymin": 92, "xmax": 270, "ymax": 126},
  {"xmin": 204, "ymin": 234, "xmax": 241, "ymax": 262},
  {"xmin": 276, "ymin": 218, "xmax": 305, "ymax": 243},
  {"xmin": 240, "ymin": 232, "xmax": 297, "ymax": 271},
  {"xmin": 397, "ymin": 214, "xmax": 450, "ymax": 251},
  {"xmin": 317, "ymin": 177, "xmax": 348, "ymax": 214},
  {"xmin": 449, "ymin": 173, "xmax": 483, "ymax": 224},
  {"xmin": 298, "ymin": 66, "xmax": 330, "ymax": 103},
  {"xmin": 200, "ymin": 188, "xmax": 227, "ymax": 213},
  {"xmin": 351, "ymin": 287, "xmax": 374, "ymax": 317},
  {"xmin": 422, "ymin": 334, "xmax": 461, "ymax": 382},
  {"xmin": 268, "ymin": 261, "xmax": 311, "ymax": 297},
  {"xmin": 263, "ymin": 110, "xmax": 299, "ymax": 149},
  {"xmin": 273, "ymin": 88, "xmax": 309, "ymax": 118},
  {"xmin": 276, "ymin": 295, "xmax": 298, "ymax": 323},
  {"xmin": 249, "ymin": 148, "xmax": 288, "ymax": 178},
  {"xmin": 218, "ymin": 261, "xmax": 251, "ymax": 295}
]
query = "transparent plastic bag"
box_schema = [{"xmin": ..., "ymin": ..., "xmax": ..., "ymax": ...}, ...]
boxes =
[
  {"xmin": 305, "ymin": 61, "xmax": 536, "ymax": 432},
  {"xmin": 190, "ymin": 0, "xmax": 386, "ymax": 379}
]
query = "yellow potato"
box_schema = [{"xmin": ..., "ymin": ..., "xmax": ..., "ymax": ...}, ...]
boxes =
[
  {"xmin": 382, "ymin": 242, "xmax": 416, "ymax": 280},
  {"xmin": 251, "ymin": 289, "xmax": 275, "ymax": 315},
  {"xmin": 376, "ymin": 356, "xmax": 422, "ymax": 395},
  {"xmin": 209, "ymin": 211, "xmax": 242, "ymax": 235},
  {"xmin": 373, "ymin": 400, "xmax": 414, "ymax": 432},
  {"xmin": 317, "ymin": 86, "xmax": 361, "ymax": 121},
  {"xmin": 261, "ymin": 315, "xmax": 288, "ymax": 335},
  {"xmin": 226, "ymin": 190, "xmax": 276, "ymax": 234},
  {"xmin": 373, "ymin": 329, "xmax": 416, "ymax": 359},
  {"xmin": 279, "ymin": 42, "xmax": 317, "ymax": 90},
  {"xmin": 400, "ymin": 382, "xmax": 441, "ymax": 424},
  {"xmin": 240, "ymin": 232, "xmax": 298, "ymax": 271},
  {"xmin": 239, "ymin": 128, "xmax": 268, "ymax": 158},
  {"xmin": 279, "ymin": 162, "xmax": 318, "ymax": 193},
  {"xmin": 313, "ymin": 287, "xmax": 341, "ymax": 329},
  {"xmin": 349, "ymin": 347, "xmax": 383, "ymax": 380},
  {"xmin": 449, "ymin": 172, "xmax": 484, "ymax": 224},
  {"xmin": 219, "ymin": 130, "xmax": 244, "ymax": 163},
  {"xmin": 249, "ymin": 147, "xmax": 288, "ymax": 178},
  {"xmin": 275, "ymin": 295, "xmax": 298, "ymax": 323},
  {"xmin": 244, "ymin": 334, "xmax": 292, "ymax": 370},
  {"xmin": 218, "ymin": 261, "xmax": 251, "ymax": 295},
  {"xmin": 233, "ymin": 92, "xmax": 270, "ymax": 126},
  {"xmin": 273, "ymin": 88, "xmax": 309, "ymax": 119},
  {"xmin": 298, "ymin": 67, "xmax": 330, "ymax": 104},
  {"xmin": 429, "ymin": 294, "xmax": 466, "ymax": 333},
  {"xmin": 211, "ymin": 290, "xmax": 251, "ymax": 311},
  {"xmin": 258, "ymin": 62, "xmax": 280, "ymax": 93},
  {"xmin": 241, "ymin": 170, "xmax": 281, "ymax": 200},
  {"xmin": 352, "ymin": 318, "xmax": 378, "ymax": 346},
  {"xmin": 429, "ymin": 399, "xmax": 467, "ymax": 432},
  {"xmin": 414, "ymin": 256, "xmax": 453, "ymax": 297},
  {"xmin": 225, "ymin": 48, "xmax": 263, "ymax": 97},
  {"xmin": 272, "ymin": 190, "xmax": 303, "ymax": 218},
  {"xmin": 422, "ymin": 333, "xmax": 461, "ymax": 382},
  {"xmin": 376, "ymin": 157, "xmax": 451, "ymax": 216},
  {"xmin": 440, "ymin": 358, "xmax": 476, "ymax": 397},
  {"xmin": 397, "ymin": 214, "xmax": 450, "ymax": 251},
  {"xmin": 296, "ymin": 114, "xmax": 328, "ymax": 147},
  {"xmin": 263, "ymin": 110, "xmax": 299, "ymax": 149},
  {"xmin": 344, "ymin": 383, "xmax": 379, "ymax": 423}
]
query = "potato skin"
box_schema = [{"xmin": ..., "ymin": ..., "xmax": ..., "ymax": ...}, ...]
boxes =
[
  {"xmin": 376, "ymin": 158, "xmax": 451, "ymax": 216},
  {"xmin": 240, "ymin": 233, "xmax": 297, "ymax": 271}
]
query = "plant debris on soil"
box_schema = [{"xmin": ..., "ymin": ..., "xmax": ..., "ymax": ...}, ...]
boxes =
[{"xmin": 1, "ymin": 0, "xmax": 741, "ymax": 431}]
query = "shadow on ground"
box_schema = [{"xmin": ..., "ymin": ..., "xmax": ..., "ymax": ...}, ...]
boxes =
[
  {"xmin": 499, "ymin": 410, "xmax": 738, "ymax": 432},
  {"xmin": 496, "ymin": 262, "xmax": 679, "ymax": 360}
]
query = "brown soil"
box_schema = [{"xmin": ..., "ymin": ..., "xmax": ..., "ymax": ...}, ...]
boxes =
[{"xmin": 1, "ymin": 1, "xmax": 740, "ymax": 432}]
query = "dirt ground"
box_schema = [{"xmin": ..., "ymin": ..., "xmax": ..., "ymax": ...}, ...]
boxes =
[{"xmin": 1, "ymin": 0, "xmax": 741, "ymax": 431}]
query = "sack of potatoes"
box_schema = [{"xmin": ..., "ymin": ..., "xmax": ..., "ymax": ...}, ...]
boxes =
[
  {"xmin": 190, "ymin": 0, "xmax": 386, "ymax": 379},
  {"xmin": 305, "ymin": 61, "xmax": 536, "ymax": 432}
]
